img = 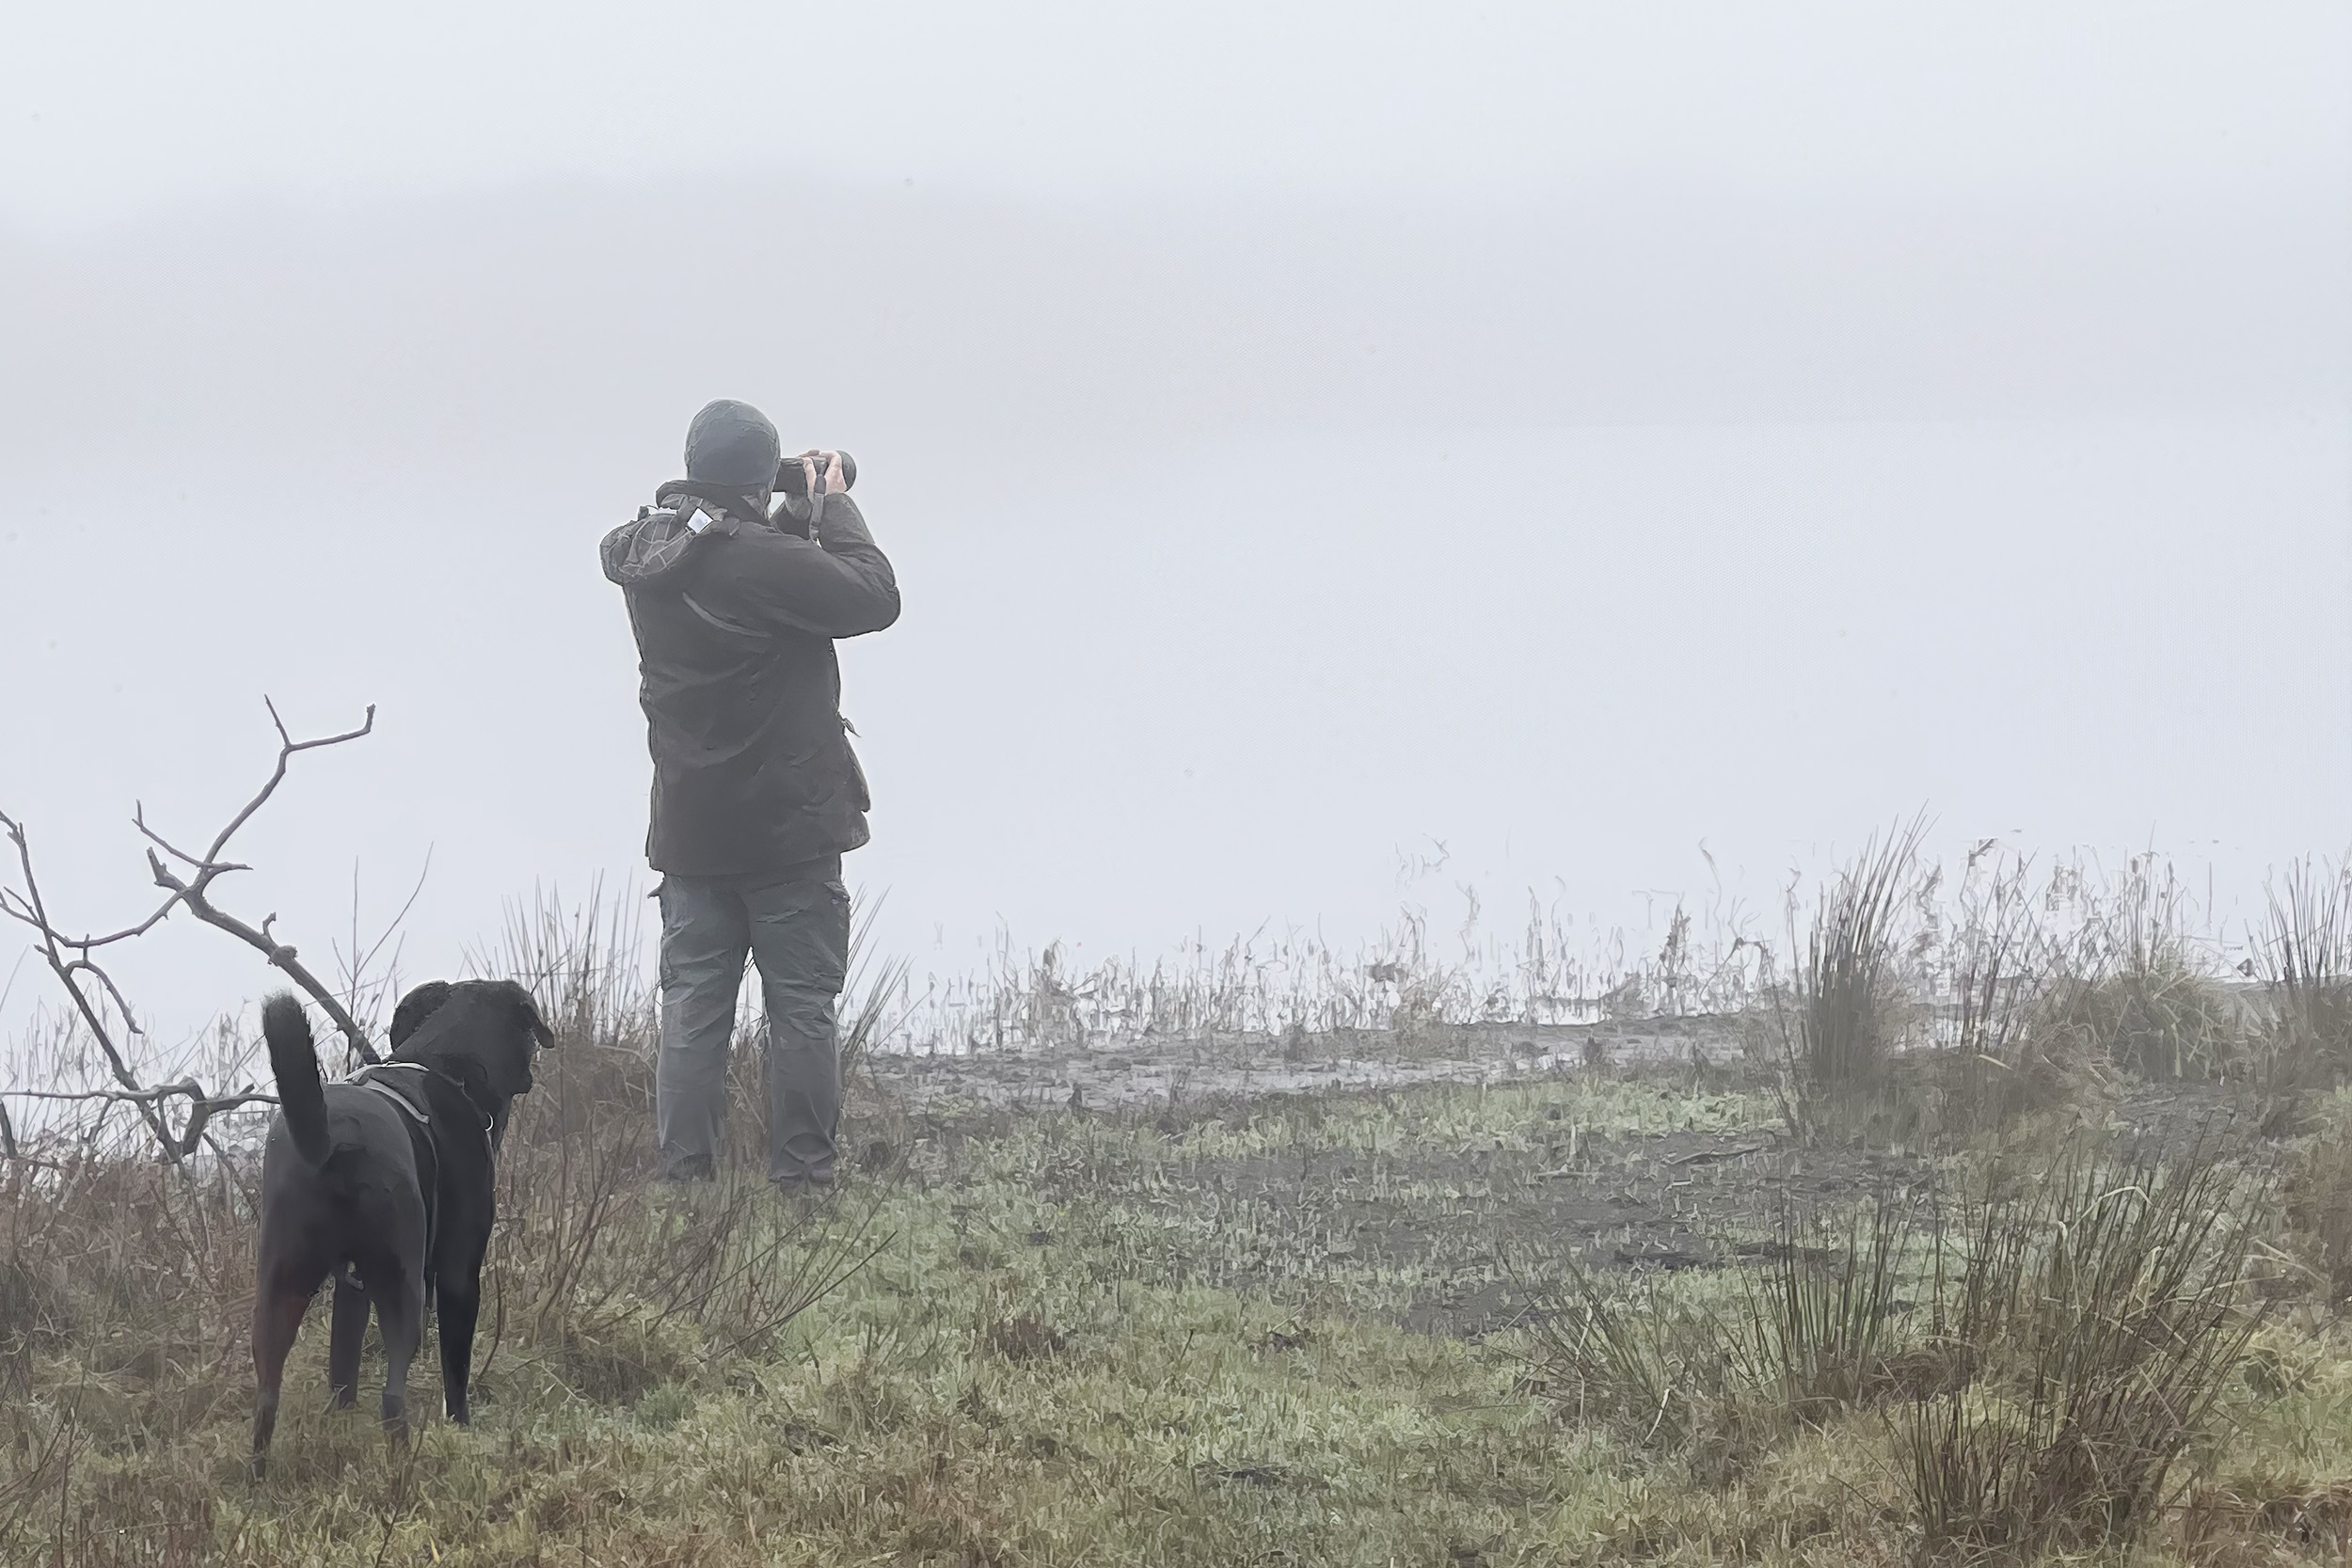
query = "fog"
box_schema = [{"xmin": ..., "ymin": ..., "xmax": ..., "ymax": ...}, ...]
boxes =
[{"xmin": 3, "ymin": 2, "xmax": 2348, "ymax": 1059}]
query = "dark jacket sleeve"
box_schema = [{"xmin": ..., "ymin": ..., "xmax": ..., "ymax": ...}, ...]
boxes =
[{"xmin": 689, "ymin": 494, "xmax": 901, "ymax": 639}]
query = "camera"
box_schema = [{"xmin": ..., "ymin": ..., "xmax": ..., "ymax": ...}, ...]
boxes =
[{"xmin": 773, "ymin": 451, "xmax": 857, "ymax": 497}]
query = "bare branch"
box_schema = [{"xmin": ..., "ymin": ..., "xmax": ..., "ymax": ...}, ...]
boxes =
[
  {"xmin": 5, "ymin": 1080, "xmax": 272, "ymax": 1111},
  {"xmin": 24, "ymin": 895, "xmax": 181, "ymax": 952},
  {"xmin": 148, "ymin": 849, "xmax": 380, "ymax": 1067},
  {"xmin": 200, "ymin": 699, "xmax": 376, "ymax": 871},
  {"xmin": 1, "ymin": 1081, "xmax": 278, "ymax": 1161},
  {"xmin": 1, "ymin": 697, "xmax": 386, "ymax": 1165},
  {"xmin": 4, "ymin": 808, "xmax": 182, "ymax": 951},
  {"xmin": 61, "ymin": 958, "xmax": 147, "ymax": 1037},
  {"xmin": 132, "ymin": 804, "xmax": 247, "ymax": 878}
]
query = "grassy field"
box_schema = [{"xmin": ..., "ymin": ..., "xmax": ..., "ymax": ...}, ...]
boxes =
[{"xmin": 8, "ymin": 847, "xmax": 2352, "ymax": 1564}]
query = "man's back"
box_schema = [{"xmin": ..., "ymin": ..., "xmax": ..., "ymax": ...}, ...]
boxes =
[{"xmin": 602, "ymin": 484, "xmax": 898, "ymax": 878}]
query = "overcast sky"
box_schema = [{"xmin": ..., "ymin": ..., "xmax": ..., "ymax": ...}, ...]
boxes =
[
  {"xmin": 3, "ymin": 2, "xmax": 2348, "ymax": 1068},
  {"xmin": 6, "ymin": 2, "xmax": 2345, "ymax": 225}
]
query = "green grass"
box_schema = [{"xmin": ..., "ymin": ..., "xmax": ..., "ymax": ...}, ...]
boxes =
[
  {"xmin": 4, "ymin": 1081, "xmax": 1623, "ymax": 1566},
  {"xmin": 8, "ymin": 1044, "xmax": 2352, "ymax": 1566}
]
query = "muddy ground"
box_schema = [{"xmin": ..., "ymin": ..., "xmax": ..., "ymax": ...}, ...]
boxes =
[
  {"xmin": 867, "ymin": 1015, "xmax": 2268, "ymax": 1338},
  {"xmin": 869, "ymin": 1013, "xmax": 1759, "ymax": 1112}
]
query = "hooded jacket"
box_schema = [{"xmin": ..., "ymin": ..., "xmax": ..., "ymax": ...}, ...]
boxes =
[{"xmin": 600, "ymin": 484, "xmax": 899, "ymax": 878}]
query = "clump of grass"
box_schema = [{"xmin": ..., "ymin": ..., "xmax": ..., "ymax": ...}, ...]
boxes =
[
  {"xmin": 485, "ymin": 1001, "xmax": 893, "ymax": 1371},
  {"xmin": 2038, "ymin": 962, "xmax": 2237, "ymax": 1084},
  {"xmin": 2031, "ymin": 854, "xmax": 2240, "ymax": 1083},
  {"xmin": 1772, "ymin": 821, "xmax": 1928, "ymax": 1138},
  {"xmin": 1740, "ymin": 1196, "xmax": 1915, "ymax": 1422},
  {"xmin": 1529, "ymin": 1267, "xmax": 1720, "ymax": 1454},
  {"xmin": 1922, "ymin": 850, "xmax": 2255, "ymax": 1149},
  {"xmin": 2255, "ymin": 860, "xmax": 2352, "ymax": 1119},
  {"xmin": 1529, "ymin": 1196, "xmax": 1918, "ymax": 1479},
  {"xmin": 475, "ymin": 875, "xmax": 656, "ymax": 1057},
  {"xmin": 1903, "ymin": 1140, "xmax": 2270, "ymax": 1555},
  {"xmin": 980, "ymin": 1310, "xmax": 1069, "ymax": 1364},
  {"xmin": 2280, "ymin": 1088, "xmax": 2352, "ymax": 1311},
  {"xmin": 1532, "ymin": 1137, "xmax": 2270, "ymax": 1556},
  {"xmin": 1931, "ymin": 847, "xmax": 2099, "ymax": 1142},
  {"xmin": 839, "ymin": 894, "xmax": 913, "ymax": 1085}
]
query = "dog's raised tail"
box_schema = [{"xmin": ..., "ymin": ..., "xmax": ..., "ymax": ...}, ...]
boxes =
[{"xmin": 262, "ymin": 991, "xmax": 331, "ymax": 1168}]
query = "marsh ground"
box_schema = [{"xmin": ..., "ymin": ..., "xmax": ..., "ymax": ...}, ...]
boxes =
[{"xmin": 8, "ymin": 1016, "xmax": 2348, "ymax": 1566}]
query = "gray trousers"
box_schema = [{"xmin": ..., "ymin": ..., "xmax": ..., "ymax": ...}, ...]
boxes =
[{"xmin": 654, "ymin": 859, "xmax": 850, "ymax": 1183}]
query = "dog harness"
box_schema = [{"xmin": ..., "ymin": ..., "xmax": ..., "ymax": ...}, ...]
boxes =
[
  {"xmin": 343, "ymin": 1060, "xmax": 497, "ymax": 1133},
  {"xmin": 333, "ymin": 1061, "xmax": 486, "ymax": 1300},
  {"xmin": 346, "ymin": 1061, "xmax": 436, "ymax": 1127}
]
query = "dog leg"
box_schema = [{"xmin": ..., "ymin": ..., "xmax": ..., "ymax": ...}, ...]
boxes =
[
  {"xmin": 327, "ymin": 1274, "xmax": 371, "ymax": 1408},
  {"xmin": 375, "ymin": 1272, "xmax": 425, "ymax": 1447},
  {"xmin": 437, "ymin": 1264, "xmax": 482, "ymax": 1424},
  {"xmin": 250, "ymin": 1285, "xmax": 310, "ymax": 1479}
]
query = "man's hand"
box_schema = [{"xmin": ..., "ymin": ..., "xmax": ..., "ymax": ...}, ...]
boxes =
[{"xmin": 796, "ymin": 450, "xmax": 849, "ymax": 499}]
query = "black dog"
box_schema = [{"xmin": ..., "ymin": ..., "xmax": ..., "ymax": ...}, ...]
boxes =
[{"xmin": 251, "ymin": 978, "xmax": 550, "ymax": 1475}]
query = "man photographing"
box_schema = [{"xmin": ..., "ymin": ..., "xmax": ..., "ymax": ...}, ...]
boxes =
[{"xmin": 600, "ymin": 400, "xmax": 900, "ymax": 1189}]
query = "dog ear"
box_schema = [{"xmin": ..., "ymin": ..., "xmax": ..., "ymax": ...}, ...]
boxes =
[
  {"xmin": 503, "ymin": 981, "xmax": 555, "ymax": 1050},
  {"xmin": 389, "ymin": 980, "xmax": 454, "ymax": 1051}
]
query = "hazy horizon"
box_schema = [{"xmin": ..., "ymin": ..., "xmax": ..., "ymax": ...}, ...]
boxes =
[{"xmin": 4, "ymin": 2, "xmax": 2348, "ymax": 1065}]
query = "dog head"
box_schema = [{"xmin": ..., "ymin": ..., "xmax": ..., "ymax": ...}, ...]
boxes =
[
  {"xmin": 388, "ymin": 978, "xmax": 554, "ymax": 1148},
  {"xmin": 389, "ymin": 980, "xmax": 455, "ymax": 1052}
]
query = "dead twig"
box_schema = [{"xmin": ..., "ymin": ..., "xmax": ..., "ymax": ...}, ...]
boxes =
[{"xmin": 1, "ymin": 1083, "xmax": 278, "ymax": 1161}]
